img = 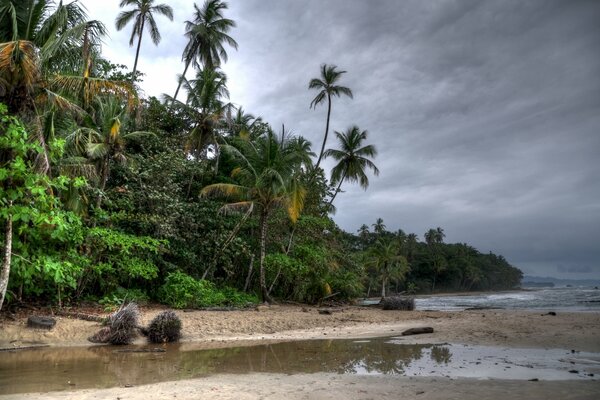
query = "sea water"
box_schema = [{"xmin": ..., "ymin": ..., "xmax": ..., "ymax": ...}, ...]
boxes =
[{"xmin": 415, "ymin": 287, "xmax": 600, "ymax": 311}]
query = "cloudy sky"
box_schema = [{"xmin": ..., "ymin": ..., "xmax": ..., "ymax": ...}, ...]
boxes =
[{"xmin": 80, "ymin": 0, "xmax": 600, "ymax": 280}]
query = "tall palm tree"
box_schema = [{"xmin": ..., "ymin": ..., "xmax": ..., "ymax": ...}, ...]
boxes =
[
  {"xmin": 172, "ymin": 0, "xmax": 237, "ymax": 103},
  {"xmin": 115, "ymin": 0, "xmax": 174, "ymax": 82},
  {"xmin": 425, "ymin": 227, "xmax": 446, "ymax": 292},
  {"xmin": 323, "ymin": 125, "xmax": 379, "ymax": 207},
  {"xmin": 201, "ymin": 129, "xmax": 308, "ymax": 303},
  {"xmin": 308, "ymin": 64, "xmax": 353, "ymax": 170},
  {"xmin": 368, "ymin": 238, "xmax": 409, "ymax": 298}
]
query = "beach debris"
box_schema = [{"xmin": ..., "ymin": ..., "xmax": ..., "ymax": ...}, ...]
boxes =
[
  {"xmin": 146, "ymin": 310, "xmax": 182, "ymax": 343},
  {"xmin": 568, "ymin": 369, "xmax": 579, "ymax": 374},
  {"xmin": 318, "ymin": 309, "xmax": 333, "ymax": 315},
  {"xmin": 382, "ymin": 296, "xmax": 415, "ymax": 311},
  {"xmin": 88, "ymin": 302, "xmax": 140, "ymax": 345},
  {"xmin": 401, "ymin": 327, "xmax": 434, "ymax": 336},
  {"xmin": 544, "ymin": 311, "xmax": 557, "ymax": 316},
  {"xmin": 528, "ymin": 378, "xmax": 539, "ymax": 381},
  {"xmin": 26, "ymin": 316, "xmax": 56, "ymax": 330}
]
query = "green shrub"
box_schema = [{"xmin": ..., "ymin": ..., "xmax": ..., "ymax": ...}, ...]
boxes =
[{"xmin": 159, "ymin": 272, "xmax": 257, "ymax": 309}]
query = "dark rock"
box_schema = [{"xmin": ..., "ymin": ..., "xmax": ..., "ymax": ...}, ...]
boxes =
[{"xmin": 382, "ymin": 296, "xmax": 415, "ymax": 311}]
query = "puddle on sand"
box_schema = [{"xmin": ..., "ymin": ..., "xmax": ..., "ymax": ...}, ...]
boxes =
[{"xmin": 0, "ymin": 337, "xmax": 598, "ymax": 395}]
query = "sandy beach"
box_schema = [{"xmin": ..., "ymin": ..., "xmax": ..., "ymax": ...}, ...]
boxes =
[{"xmin": 1, "ymin": 305, "xmax": 599, "ymax": 399}]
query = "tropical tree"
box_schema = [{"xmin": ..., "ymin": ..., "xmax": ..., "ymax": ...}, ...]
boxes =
[
  {"xmin": 115, "ymin": 0, "xmax": 174, "ymax": 82},
  {"xmin": 308, "ymin": 64, "xmax": 353, "ymax": 170},
  {"xmin": 372, "ymin": 218, "xmax": 386, "ymax": 235},
  {"xmin": 425, "ymin": 227, "xmax": 446, "ymax": 292},
  {"xmin": 201, "ymin": 129, "xmax": 309, "ymax": 302},
  {"xmin": 66, "ymin": 96, "xmax": 153, "ymax": 207},
  {"xmin": 367, "ymin": 238, "xmax": 409, "ymax": 297},
  {"xmin": 323, "ymin": 125, "xmax": 379, "ymax": 207},
  {"xmin": 172, "ymin": 0, "xmax": 237, "ymax": 103},
  {"xmin": 166, "ymin": 67, "xmax": 229, "ymax": 163}
]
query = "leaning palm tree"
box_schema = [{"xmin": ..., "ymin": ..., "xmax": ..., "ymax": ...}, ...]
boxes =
[
  {"xmin": 201, "ymin": 129, "xmax": 308, "ymax": 303},
  {"xmin": 115, "ymin": 0, "xmax": 174, "ymax": 82},
  {"xmin": 323, "ymin": 125, "xmax": 379, "ymax": 208},
  {"xmin": 172, "ymin": 0, "xmax": 237, "ymax": 103},
  {"xmin": 308, "ymin": 64, "xmax": 353, "ymax": 170}
]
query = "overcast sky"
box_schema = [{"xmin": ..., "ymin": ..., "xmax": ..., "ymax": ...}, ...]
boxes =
[{"xmin": 80, "ymin": 0, "xmax": 600, "ymax": 280}]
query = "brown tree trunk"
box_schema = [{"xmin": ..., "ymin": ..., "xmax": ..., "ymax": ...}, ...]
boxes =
[
  {"xmin": 244, "ymin": 254, "xmax": 255, "ymax": 292},
  {"xmin": 0, "ymin": 208, "xmax": 13, "ymax": 311},
  {"xmin": 314, "ymin": 94, "xmax": 332, "ymax": 170},
  {"xmin": 131, "ymin": 20, "xmax": 145, "ymax": 83}
]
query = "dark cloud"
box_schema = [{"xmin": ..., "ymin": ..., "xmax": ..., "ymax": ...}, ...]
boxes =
[{"xmin": 85, "ymin": 0, "xmax": 600, "ymax": 279}]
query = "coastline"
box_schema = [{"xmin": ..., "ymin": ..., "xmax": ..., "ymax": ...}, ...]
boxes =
[{"xmin": 1, "ymin": 305, "xmax": 599, "ymax": 399}]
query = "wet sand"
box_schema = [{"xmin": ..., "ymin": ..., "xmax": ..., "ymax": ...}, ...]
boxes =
[{"xmin": 1, "ymin": 306, "xmax": 599, "ymax": 399}]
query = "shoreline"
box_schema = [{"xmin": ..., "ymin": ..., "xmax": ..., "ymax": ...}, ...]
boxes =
[
  {"xmin": 1, "ymin": 305, "xmax": 599, "ymax": 399},
  {"xmin": 2, "ymin": 305, "xmax": 599, "ymax": 351}
]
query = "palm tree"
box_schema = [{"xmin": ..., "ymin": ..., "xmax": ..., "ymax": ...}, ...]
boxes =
[
  {"xmin": 323, "ymin": 125, "xmax": 379, "ymax": 208},
  {"xmin": 115, "ymin": 0, "xmax": 174, "ymax": 82},
  {"xmin": 67, "ymin": 97, "xmax": 153, "ymax": 207},
  {"xmin": 368, "ymin": 239, "xmax": 409, "ymax": 298},
  {"xmin": 308, "ymin": 64, "xmax": 353, "ymax": 170},
  {"xmin": 425, "ymin": 227, "xmax": 446, "ymax": 292},
  {"xmin": 172, "ymin": 0, "xmax": 237, "ymax": 103},
  {"xmin": 166, "ymin": 67, "xmax": 229, "ymax": 161},
  {"xmin": 372, "ymin": 218, "xmax": 386, "ymax": 235},
  {"xmin": 0, "ymin": 1, "xmax": 135, "ymax": 173},
  {"xmin": 201, "ymin": 129, "xmax": 308, "ymax": 302}
]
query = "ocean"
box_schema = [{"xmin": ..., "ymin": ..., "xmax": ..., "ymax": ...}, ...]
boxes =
[{"xmin": 415, "ymin": 287, "xmax": 600, "ymax": 311}]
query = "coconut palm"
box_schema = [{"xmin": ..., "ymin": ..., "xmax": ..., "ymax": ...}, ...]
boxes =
[
  {"xmin": 425, "ymin": 227, "xmax": 446, "ymax": 292},
  {"xmin": 0, "ymin": 1, "xmax": 136, "ymax": 173},
  {"xmin": 165, "ymin": 67, "xmax": 229, "ymax": 161},
  {"xmin": 201, "ymin": 129, "xmax": 308, "ymax": 302},
  {"xmin": 115, "ymin": 0, "xmax": 174, "ymax": 82},
  {"xmin": 308, "ymin": 64, "xmax": 353, "ymax": 170},
  {"xmin": 66, "ymin": 96, "xmax": 153, "ymax": 207},
  {"xmin": 172, "ymin": 0, "xmax": 237, "ymax": 103},
  {"xmin": 368, "ymin": 238, "xmax": 409, "ymax": 298},
  {"xmin": 372, "ymin": 217, "xmax": 386, "ymax": 235},
  {"xmin": 323, "ymin": 125, "xmax": 379, "ymax": 208}
]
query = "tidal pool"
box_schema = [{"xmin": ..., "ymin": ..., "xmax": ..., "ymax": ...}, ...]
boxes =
[{"xmin": 1, "ymin": 337, "xmax": 598, "ymax": 395}]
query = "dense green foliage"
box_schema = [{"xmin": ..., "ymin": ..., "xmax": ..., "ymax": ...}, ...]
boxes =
[{"xmin": 0, "ymin": 1, "xmax": 522, "ymax": 311}]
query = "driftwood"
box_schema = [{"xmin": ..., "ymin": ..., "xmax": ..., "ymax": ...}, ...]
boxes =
[{"xmin": 401, "ymin": 327, "xmax": 434, "ymax": 336}]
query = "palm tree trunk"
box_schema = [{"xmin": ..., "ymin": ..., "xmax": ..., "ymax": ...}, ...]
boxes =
[
  {"xmin": 172, "ymin": 61, "xmax": 191, "ymax": 104},
  {"xmin": 244, "ymin": 254, "xmax": 255, "ymax": 292},
  {"xmin": 258, "ymin": 207, "xmax": 272, "ymax": 303},
  {"xmin": 131, "ymin": 20, "xmax": 145, "ymax": 83},
  {"xmin": 0, "ymin": 208, "xmax": 13, "ymax": 311},
  {"xmin": 96, "ymin": 157, "xmax": 110, "ymax": 209},
  {"xmin": 381, "ymin": 275, "xmax": 386, "ymax": 298},
  {"xmin": 314, "ymin": 94, "xmax": 332, "ymax": 170},
  {"xmin": 328, "ymin": 168, "xmax": 346, "ymax": 208}
]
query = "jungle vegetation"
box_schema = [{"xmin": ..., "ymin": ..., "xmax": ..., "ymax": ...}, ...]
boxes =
[{"xmin": 0, "ymin": 0, "xmax": 522, "ymax": 311}]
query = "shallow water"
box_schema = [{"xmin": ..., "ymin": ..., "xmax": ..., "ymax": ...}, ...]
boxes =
[{"xmin": 1, "ymin": 337, "xmax": 598, "ymax": 395}]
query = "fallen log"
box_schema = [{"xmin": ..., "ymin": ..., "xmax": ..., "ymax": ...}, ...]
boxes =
[{"xmin": 401, "ymin": 327, "xmax": 434, "ymax": 336}]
